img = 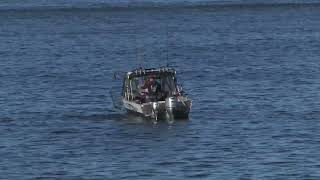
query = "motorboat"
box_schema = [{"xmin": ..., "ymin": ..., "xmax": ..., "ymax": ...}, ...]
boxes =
[{"xmin": 112, "ymin": 67, "xmax": 192, "ymax": 120}]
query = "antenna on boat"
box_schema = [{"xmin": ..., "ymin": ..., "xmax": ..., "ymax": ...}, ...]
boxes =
[
  {"xmin": 137, "ymin": 46, "xmax": 142, "ymax": 68},
  {"xmin": 135, "ymin": 28, "xmax": 142, "ymax": 69},
  {"xmin": 166, "ymin": 24, "xmax": 169, "ymax": 67}
]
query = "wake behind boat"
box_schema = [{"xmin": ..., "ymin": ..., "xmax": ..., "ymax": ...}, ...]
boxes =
[{"xmin": 112, "ymin": 67, "xmax": 192, "ymax": 120}]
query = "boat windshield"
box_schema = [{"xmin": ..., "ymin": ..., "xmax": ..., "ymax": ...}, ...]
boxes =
[{"xmin": 129, "ymin": 74, "xmax": 177, "ymax": 101}]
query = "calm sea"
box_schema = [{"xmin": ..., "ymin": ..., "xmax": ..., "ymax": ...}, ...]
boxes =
[{"xmin": 1, "ymin": 0, "xmax": 320, "ymax": 179}]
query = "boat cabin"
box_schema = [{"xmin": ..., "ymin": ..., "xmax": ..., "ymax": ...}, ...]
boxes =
[{"xmin": 122, "ymin": 67, "xmax": 180, "ymax": 103}]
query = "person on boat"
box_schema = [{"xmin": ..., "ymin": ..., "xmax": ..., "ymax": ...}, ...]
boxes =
[{"xmin": 140, "ymin": 75, "xmax": 161, "ymax": 102}]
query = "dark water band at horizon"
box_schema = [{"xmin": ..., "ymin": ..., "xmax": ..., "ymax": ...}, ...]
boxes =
[
  {"xmin": 1, "ymin": 1, "xmax": 320, "ymax": 179},
  {"xmin": 1, "ymin": 0, "xmax": 320, "ymax": 12}
]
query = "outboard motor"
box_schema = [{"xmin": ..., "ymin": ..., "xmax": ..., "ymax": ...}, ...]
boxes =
[
  {"xmin": 152, "ymin": 102, "xmax": 159, "ymax": 120},
  {"xmin": 165, "ymin": 97, "xmax": 177, "ymax": 114}
]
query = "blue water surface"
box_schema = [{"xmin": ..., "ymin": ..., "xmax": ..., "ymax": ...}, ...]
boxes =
[{"xmin": 1, "ymin": 1, "xmax": 320, "ymax": 179}]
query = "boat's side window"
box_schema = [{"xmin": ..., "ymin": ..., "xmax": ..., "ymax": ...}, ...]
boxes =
[
  {"xmin": 124, "ymin": 78, "xmax": 129, "ymax": 100},
  {"xmin": 130, "ymin": 78, "xmax": 140, "ymax": 98}
]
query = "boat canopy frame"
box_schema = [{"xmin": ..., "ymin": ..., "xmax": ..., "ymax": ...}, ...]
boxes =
[
  {"xmin": 126, "ymin": 67, "xmax": 176, "ymax": 80},
  {"xmin": 122, "ymin": 67, "xmax": 179, "ymax": 101}
]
